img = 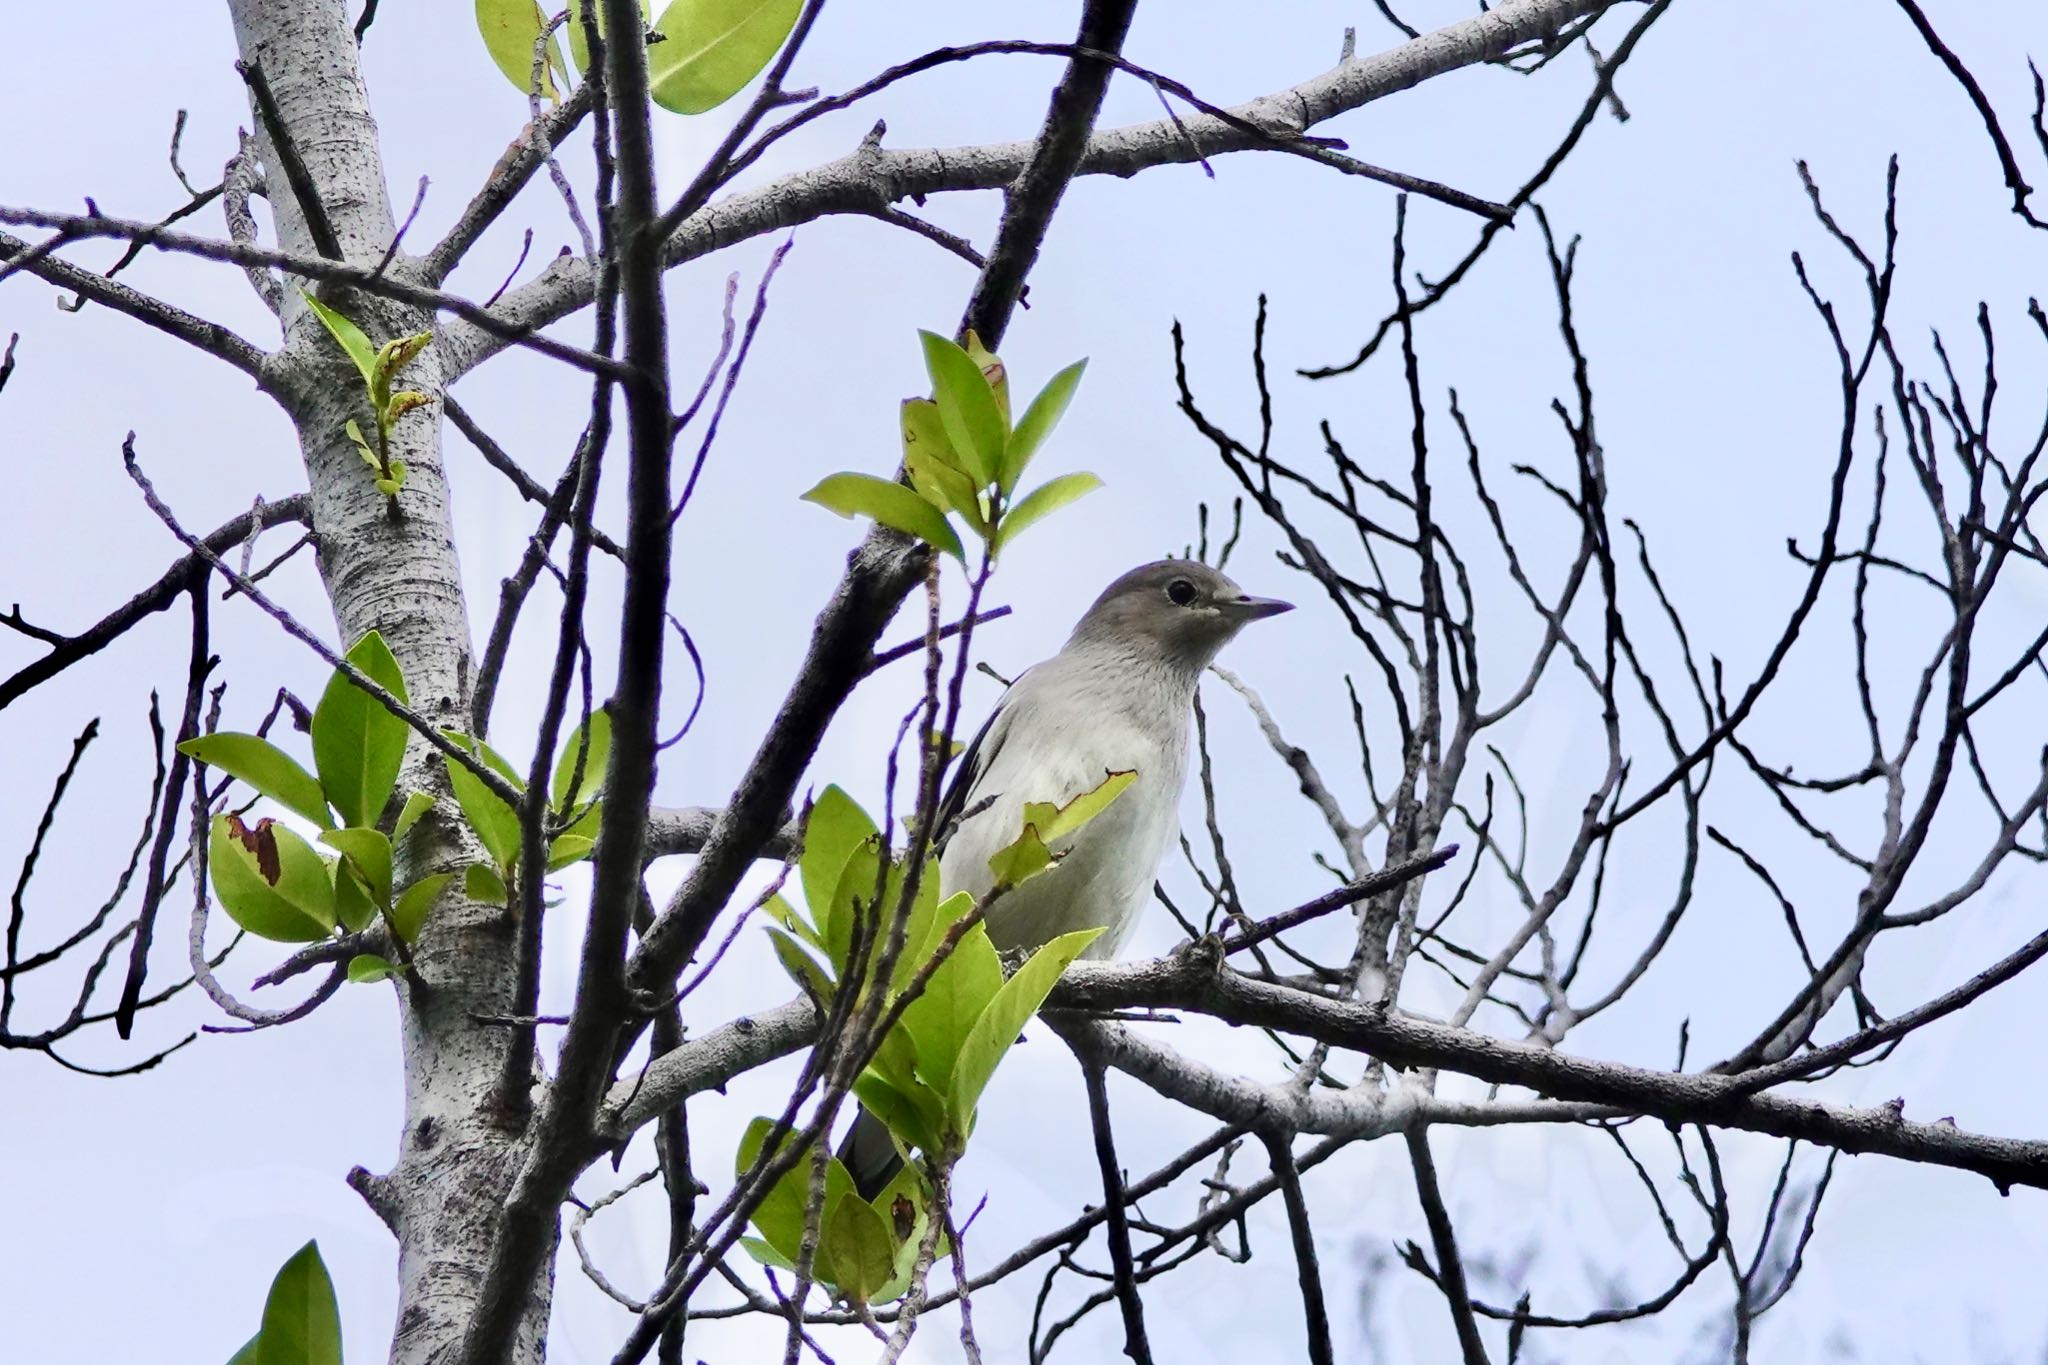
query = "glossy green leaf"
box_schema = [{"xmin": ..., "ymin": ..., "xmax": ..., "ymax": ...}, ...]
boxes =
[
  {"xmin": 1023, "ymin": 769, "xmax": 1137, "ymax": 846},
  {"xmin": 332, "ymin": 858, "xmax": 378, "ymax": 934},
  {"xmin": 823, "ymin": 836, "xmax": 882, "ymax": 978},
  {"xmin": 178, "ymin": 733, "xmax": 331, "ymax": 829},
  {"xmin": 475, "ymin": 0, "xmax": 565, "ymax": 99},
  {"xmin": 369, "ymin": 333, "xmax": 431, "ymax": 414},
  {"xmin": 900, "ymin": 920, "xmax": 1002, "ymax": 1106},
  {"xmin": 902, "ymin": 399, "xmax": 985, "ymax": 530},
  {"xmin": 987, "ymin": 823, "xmax": 1052, "ymax": 889},
  {"xmin": 551, "ymin": 706, "xmax": 612, "ymax": 812},
  {"xmin": 440, "ymin": 730, "xmax": 522, "ymax": 870},
  {"xmin": 871, "ymin": 1163, "xmax": 939, "ymax": 1304},
  {"xmin": 319, "ymin": 826, "xmax": 393, "ymax": 906},
  {"xmin": 1002, "ymin": 358, "xmax": 1087, "ymax": 491},
  {"xmin": 961, "ymin": 330, "xmax": 1010, "ymax": 426},
  {"xmin": 738, "ymin": 1234, "xmax": 797, "ymax": 1273},
  {"xmin": 345, "ymin": 419, "xmax": 379, "ymax": 469},
  {"xmin": 648, "ymin": 0, "xmax": 802, "ymax": 114},
  {"xmin": 766, "ymin": 925, "xmax": 832, "ymax": 1001},
  {"xmin": 852, "ymin": 1070, "xmax": 943, "ymax": 1162},
  {"xmin": 464, "ymin": 862, "xmax": 509, "ymax": 907},
  {"xmin": 799, "ymin": 786, "xmax": 875, "ymax": 934},
  {"xmin": 546, "ymin": 833, "xmax": 595, "ymax": 871},
  {"xmin": 952, "ymin": 927, "xmax": 1103, "ymax": 1121},
  {"xmin": 763, "ymin": 891, "xmax": 823, "ymax": 950},
  {"xmin": 299, "ymin": 290, "xmax": 376, "ymax": 385},
  {"xmin": 312, "ymin": 632, "xmax": 410, "ymax": 831},
  {"xmin": 801, "ymin": 473, "xmax": 964, "ymax": 562},
  {"xmin": 256, "ymin": 1240, "xmax": 342, "ymax": 1365},
  {"xmin": 226, "ymin": 1334, "xmax": 259, "ymax": 1365},
  {"xmin": 919, "ymin": 330, "xmax": 1006, "ymax": 487},
  {"xmin": 735, "ymin": 1117, "xmax": 854, "ymax": 1266},
  {"xmin": 209, "ymin": 816, "xmax": 335, "ymax": 943},
  {"xmin": 884, "ymin": 858, "xmax": 944, "ymax": 993},
  {"xmin": 389, "ymin": 871, "xmax": 454, "ymax": 944},
  {"xmin": 392, "ymin": 791, "xmax": 435, "ymax": 844},
  {"xmin": 347, "ymin": 954, "xmax": 396, "ymax": 984},
  {"xmin": 823, "ymin": 1192, "xmax": 895, "ymax": 1303},
  {"xmin": 994, "ymin": 472, "xmax": 1103, "ymax": 553}
]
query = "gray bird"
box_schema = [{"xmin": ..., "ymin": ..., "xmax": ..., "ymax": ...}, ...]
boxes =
[{"xmin": 842, "ymin": 559, "xmax": 1292, "ymax": 1194}]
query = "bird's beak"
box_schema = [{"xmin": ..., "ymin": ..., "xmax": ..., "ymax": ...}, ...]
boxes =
[{"xmin": 1225, "ymin": 594, "xmax": 1294, "ymax": 622}]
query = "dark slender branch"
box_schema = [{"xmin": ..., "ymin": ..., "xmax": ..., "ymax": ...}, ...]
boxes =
[
  {"xmin": 114, "ymin": 569, "xmax": 211, "ymax": 1038},
  {"xmin": 1219, "ymin": 845, "xmax": 1457, "ymax": 954},
  {"xmin": 1406, "ymin": 1128, "xmax": 1491, "ymax": 1364},
  {"xmin": 0, "ymin": 496, "xmax": 307, "ymax": 711},
  {"xmin": 236, "ymin": 60, "xmax": 343, "ymax": 259},
  {"xmin": 1080, "ymin": 1056, "xmax": 1153, "ymax": 1364},
  {"xmin": 1262, "ymin": 1131, "xmax": 1334, "ymax": 1365},
  {"xmin": 1889, "ymin": 0, "xmax": 2047, "ymax": 228}
]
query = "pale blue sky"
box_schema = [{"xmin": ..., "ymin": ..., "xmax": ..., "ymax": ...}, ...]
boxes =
[{"xmin": 4, "ymin": 2, "xmax": 2046, "ymax": 1362}]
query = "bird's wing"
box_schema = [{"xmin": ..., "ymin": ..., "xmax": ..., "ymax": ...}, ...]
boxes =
[{"xmin": 932, "ymin": 673, "xmax": 1022, "ymax": 852}]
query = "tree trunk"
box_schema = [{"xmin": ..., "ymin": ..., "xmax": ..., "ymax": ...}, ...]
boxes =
[{"xmin": 224, "ymin": 3, "xmax": 552, "ymax": 1360}]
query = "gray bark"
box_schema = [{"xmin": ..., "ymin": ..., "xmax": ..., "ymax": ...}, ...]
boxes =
[{"xmin": 225, "ymin": 3, "xmax": 551, "ymax": 1361}]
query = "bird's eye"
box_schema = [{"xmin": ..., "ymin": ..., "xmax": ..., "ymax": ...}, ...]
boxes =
[{"xmin": 1166, "ymin": 578, "xmax": 1197, "ymax": 607}]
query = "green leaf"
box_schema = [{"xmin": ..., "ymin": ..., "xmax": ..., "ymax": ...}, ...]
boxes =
[
  {"xmin": 226, "ymin": 1334, "xmax": 259, "ymax": 1365},
  {"xmin": 763, "ymin": 891, "xmax": 824, "ymax": 950},
  {"xmin": 332, "ymin": 858, "xmax": 379, "ymax": 934},
  {"xmin": 369, "ymin": 333, "xmax": 432, "ymax": 414},
  {"xmin": 546, "ymin": 833, "xmax": 595, "ymax": 872},
  {"xmin": 881, "ymin": 858, "xmax": 944, "ymax": 993},
  {"xmin": 735, "ymin": 1118, "xmax": 854, "ymax": 1266},
  {"xmin": 464, "ymin": 862, "xmax": 509, "ymax": 907},
  {"xmin": 389, "ymin": 871, "xmax": 454, "ymax": 944},
  {"xmin": 345, "ymin": 419, "xmax": 380, "ymax": 470},
  {"xmin": 994, "ymin": 472, "xmax": 1103, "ymax": 554},
  {"xmin": 311, "ymin": 631, "xmax": 410, "ymax": 831},
  {"xmin": 1024, "ymin": 769, "xmax": 1137, "ymax": 846},
  {"xmin": 392, "ymin": 792, "xmax": 435, "ymax": 844},
  {"xmin": 648, "ymin": 0, "xmax": 802, "ymax": 115},
  {"xmin": 256, "ymin": 1240, "xmax": 343, "ymax": 1365},
  {"xmin": 765, "ymin": 925, "xmax": 832, "ymax": 1001},
  {"xmin": 347, "ymin": 954, "xmax": 397, "ymax": 984},
  {"xmin": 952, "ymin": 927, "xmax": 1104, "ymax": 1121},
  {"xmin": 209, "ymin": 816, "xmax": 336, "ymax": 943},
  {"xmin": 299, "ymin": 290, "xmax": 376, "ymax": 385},
  {"xmin": 823, "ymin": 1193, "xmax": 895, "ymax": 1303},
  {"xmin": 799, "ymin": 786, "xmax": 876, "ymax": 934},
  {"xmin": 823, "ymin": 836, "xmax": 882, "ymax": 978},
  {"xmin": 987, "ymin": 824, "xmax": 1052, "ymax": 889},
  {"xmin": 901, "ymin": 399, "xmax": 985, "ymax": 530},
  {"xmin": 801, "ymin": 473, "xmax": 964, "ymax": 562},
  {"xmin": 851, "ymin": 1070, "xmax": 944, "ymax": 1162},
  {"xmin": 961, "ymin": 330, "xmax": 1010, "ymax": 426},
  {"xmin": 900, "ymin": 920, "xmax": 1002, "ymax": 1105},
  {"xmin": 871, "ymin": 1164, "xmax": 939, "ymax": 1304},
  {"xmin": 919, "ymin": 330, "xmax": 1007, "ymax": 487},
  {"xmin": 320, "ymin": 827, "xmax": 393, "ymax": 906},
  {"xmin": 475, "ymin": 0, "xmax": 566, "ymax": 100},
  {"xmin": 178, "ymin": 733, "xmax": 331, "ymax": 829},
  {"xmin": 551, "ymin": 706, "xmax": 612, "ymax": 812},
  {"xmin": 738, "ymin": 1234, "xmax": 797, "ymax": 1273},
  {"xmin": 1002, "ymin": 358, "xmax": 1087, "ymax": 491},
  {"xmin": 440, "ymin": 730, "xmax": 523, "ymax": 870}
]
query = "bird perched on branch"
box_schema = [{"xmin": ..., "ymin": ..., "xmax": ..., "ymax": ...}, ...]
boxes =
[{"xmin": 842, "ymin": 558, "xmax": 1292, "ymax": 1194}]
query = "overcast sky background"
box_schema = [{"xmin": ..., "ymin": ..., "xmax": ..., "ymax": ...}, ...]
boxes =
[{"xmin": 5, "ymin": 1, "xmax": 2047, "ymax": 1362}]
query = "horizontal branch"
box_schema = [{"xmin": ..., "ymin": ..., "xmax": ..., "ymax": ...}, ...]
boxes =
[
  {"xmin": 1054, "ymin": 946, "xmax": 2048, "ymax": 1193},
  {"xmin": 0, "ymin": 229, "xmax": 270, "ymax": 381},
  {"xmin": 643, "ymin": 805, "xmax": 798, "ymax": 861},
  {"xmin": 0, "ymin": 206, "xmax": 627, "ymax": 381},
  {"xmin": 446, "ymin": 0, "xmax": 1621, "ymax": 375}
]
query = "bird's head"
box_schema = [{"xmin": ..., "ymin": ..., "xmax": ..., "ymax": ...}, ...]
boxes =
[{"xmin": 1066, "ymin": 559, "xmax": 1293, "ymax": 674}]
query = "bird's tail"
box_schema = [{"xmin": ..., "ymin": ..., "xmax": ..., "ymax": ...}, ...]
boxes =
[{"xmin": 836, "ymin": 1103, "xmax": 904, "ymax": 1200}]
